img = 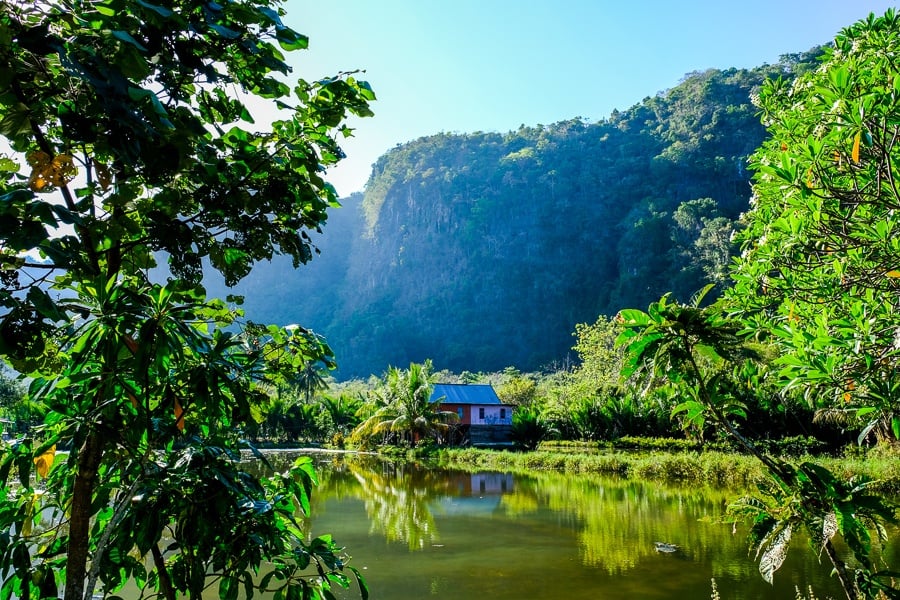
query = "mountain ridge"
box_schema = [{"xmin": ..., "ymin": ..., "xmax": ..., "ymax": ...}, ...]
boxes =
[{"xmin": 206, "ymin": 50, "xmax": 823, "ymax": 379}]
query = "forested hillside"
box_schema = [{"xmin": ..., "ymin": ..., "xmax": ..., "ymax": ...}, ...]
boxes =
[{"xmin": 214, "ymin": 51, "xmax": 822, "ymax": 378}]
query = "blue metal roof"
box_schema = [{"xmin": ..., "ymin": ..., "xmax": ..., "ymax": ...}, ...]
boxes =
[{"xmin": 431, "ymin": 383, "xmax": 503, "ymax": 405}]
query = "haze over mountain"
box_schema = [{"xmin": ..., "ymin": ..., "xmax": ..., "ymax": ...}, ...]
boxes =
[{"xmin": 207, "ymin": 51, "xmax": 821, "ymax": 379}]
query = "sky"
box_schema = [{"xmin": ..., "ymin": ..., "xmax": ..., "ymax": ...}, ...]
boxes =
[{"xmin": 283, "ymin": 0, "xmax": 899, "ymax": 197}]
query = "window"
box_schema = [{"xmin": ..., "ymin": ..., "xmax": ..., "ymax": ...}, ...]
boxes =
[
  {"xmin": 500, "ymin": 408, "xmax": 506, "ymax": 420},
  {"xmin": 478, "ymin": 407, "xmax": 485, "ymax": 420},
  {"xmin": 457, "ymin": 407, "xmax": 463, "ymax": 419}
]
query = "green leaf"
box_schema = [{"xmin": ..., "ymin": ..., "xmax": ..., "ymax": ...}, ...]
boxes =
[
  {"xmin": 127, "ymin": 87, "xmax": 152, "ymax": 102},
  {"xmin": 0, "ymin": 103, "xmax": 34, "ymax": 139},
  {"xmin": 617, "ymin": 309, "xmax": 651, "ymax": 327},
  {"xmin": 758, "ymin": 523, "xmax": 791, "ymax": 585},
  {"xmin": 276, "ymin": 29, "xmax": 308, "ymax": 51},
  {"xmin": 0, "ymin": 157, "xmax": 18, "ymax": 172},
  {"xmin": 348, "ymin": 566, "xmax": 369, "ymax": 600},
  {"xmin": 219, "ymin": 576, "xmax": 239, "ymax": 600},
  {"xmin": 694, "ymin": 343, "xmax": 723, "ymax": 364},
  {"xmin": 26, "ymin": 287, "xmax": 66, "ymax": 322},
  {"xmin": 111, "ymin": 30, "xmax": 148, "ymax": 51},
  {"xmin": 621, "ymin": 332, "xmax": 662, "ymax": 366},
  {"xmin": 209, "ymin": 24, "xmax": 240, "ymax": 39},
  {"xmin": 135, "ymin": 0, "xmax": 174, "ymax": 17},
  {"xmin": 258, "ymin": 7, "xmax": 284, "ymax": 26}
]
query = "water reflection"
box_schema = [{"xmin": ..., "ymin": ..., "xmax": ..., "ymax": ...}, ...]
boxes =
[
  {"xmin": 271, "ymin": 453, "xmax": 855, "ymax": 599},
  {"xmin": 497, "ymin": 474, "xmax": 751, "ymax": 578},
  {"xmin": 346, "ymin": 460, "xmax": 450, "ymax": 550}
]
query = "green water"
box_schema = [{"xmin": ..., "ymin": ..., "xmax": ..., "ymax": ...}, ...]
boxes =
[{"xmin": 277, "ymin": 452, "xmax": 893, "ymax": 600}]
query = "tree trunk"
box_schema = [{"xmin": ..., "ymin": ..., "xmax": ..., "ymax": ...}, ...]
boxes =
[
  {"xmin": 151, "ymin": 544, "xmax": 176, "ymax": 600},
  {"xmin": 64, "ymin": 431, "xmax": 104, "ymax": 600}
]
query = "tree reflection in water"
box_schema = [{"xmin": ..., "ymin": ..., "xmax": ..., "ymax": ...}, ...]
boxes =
[
  {"xmin": 346, "ymin": 459, "xmax": 451, "ymax": 550},
  {"xmin": 496, "ymin": 472, "xmax": 755, "ymax": 579},
  {"xmin": 256, "ymin": 453, "xmax": 861, "ymax": 599},
  {"xmin": 313, "ymin": 455, "xmax": 743, "ymax": 576}
]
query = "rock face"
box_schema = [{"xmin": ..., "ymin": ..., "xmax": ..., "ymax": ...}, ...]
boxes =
[{"xmin": 212, "ymin": 54, "xmax": 822, "ymax": 379}]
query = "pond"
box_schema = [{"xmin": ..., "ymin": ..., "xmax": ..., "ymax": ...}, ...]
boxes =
[{"xmin": 269, "ymin": 452, "xmax": 893, "ymax": 600}]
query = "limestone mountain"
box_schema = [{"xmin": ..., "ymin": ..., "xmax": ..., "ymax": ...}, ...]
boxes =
[{"xmin": 209, "ymin": 51, "xmax": 822, "ymax": 379}]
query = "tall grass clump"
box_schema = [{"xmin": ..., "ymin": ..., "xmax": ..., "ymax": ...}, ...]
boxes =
[{"xmin": 818, "ymin": 443, "xmax": 900, "ymax": 495}]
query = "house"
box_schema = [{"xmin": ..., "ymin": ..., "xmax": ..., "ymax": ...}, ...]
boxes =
[{"xmin": 430, "ymin": 383, "xmax": 514, "ymax": 446}]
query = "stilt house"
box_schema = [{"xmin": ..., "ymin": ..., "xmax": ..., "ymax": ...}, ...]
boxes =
[{"xmin": 431, "ymin": 383, "xmax": 514, "ymax": 446}]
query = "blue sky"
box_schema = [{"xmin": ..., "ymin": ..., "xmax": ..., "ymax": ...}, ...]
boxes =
[{"xmin": 284, "ymin": 0, "xmax": 898, "ymax": 196}]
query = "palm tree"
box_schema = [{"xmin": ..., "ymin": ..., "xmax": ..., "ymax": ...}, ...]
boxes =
[
  {"xmin": 352, "ymin": 361, "xmax": 458, "ymax": 446},
  {"xmin": 319, "ymin": 393, "xmax": 363, "ymax": 435},
  {"xmin": 294, "ymin": 359, "xmax": 329, "ymax": 404}
]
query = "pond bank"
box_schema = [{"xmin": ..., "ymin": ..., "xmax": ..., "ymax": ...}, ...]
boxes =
[{"xmin": 433, "ymin": 447, "xmax": 900, "ymax": 494}]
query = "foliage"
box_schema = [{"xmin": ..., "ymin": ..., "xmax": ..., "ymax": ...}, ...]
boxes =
[
  {"xmin": 753, "ymin": 436, "xmax": 830, "ymax": 458},
  {"xmin": 729, "ymin": 463, "xmax": 897, "ymax": 592},
  {"xmin": 730, "ymin": 11, "xmax": 900, "ymax": 450},
  {"xmin": 618, "ymin": 287, "xmax": 759, "ymax": 441},
  {"xmin": 567, "ymin": 396, "xmax": 613, "ymax": 441},
  {"xmin": 293, "ymin": 358, "xmax": 331, "ymax": 404},
  {"xmin": 260, "ymin": 394, "xmax": 326, "ymax": 443},
  {"xmin": 319, "ymin": 392, "xmax": 364, "ymax": 437},
  {"xmin": 263, "ymin": 358, "xmax": 843, "ymax": 454},
  {"xmin": 570, "ymin": 315, "xmax": 625, "ymax": 398},
  {"xmin": 0, "ymin": 1, "xmax": 373, "ymax": 600},
  {"xmin": 509, "ymin": 405, "xmax": 550, "ymax": 451},
  {"xmin": 439, "ymin": 447, "xmax": 768, "ymax": 489},
  {"xmin": 609, "ymin": 436, "xmax": 717, "ymax": 453},
  {"xmin": 252, "ymin": 383, "xmax": 362, "ymax": 444},
  {"xmin": 0, "ymin": 371, "xmax": 42, "ymax": 434},
  {"xmin": 211, "ymin": 57, "xmax": 829, "ymax": 378},
  {"xmin": 495, "ymin": 375, "xmax": 538, "ymax": 407},
  {"xmin": 617, "ymin": 290, "xmax": 898, "ymax": 598},
  {"xmin": 707, "ymin": 12, "xmax": 900, "ymax": 596},
  {"xmin": 351, "ymin": 361, "xmax": 458, "ymax": 447},
  {"xmin": 669, "ymin": 198, "xmax": 737, "ymax": 298}
]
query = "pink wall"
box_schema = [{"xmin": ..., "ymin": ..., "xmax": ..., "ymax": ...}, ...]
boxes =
[{"xmin": 441, "ymin": 404, "xmax": 512, "ymax": 426}]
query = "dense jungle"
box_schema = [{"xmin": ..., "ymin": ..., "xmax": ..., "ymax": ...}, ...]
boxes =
[
  {"xmin": 213, "ymin": 49, "xmax": 822, "ymax": 378},
  {"xmin": 2, "ymin": 2, "xmax": 900, "ymax": 599}
]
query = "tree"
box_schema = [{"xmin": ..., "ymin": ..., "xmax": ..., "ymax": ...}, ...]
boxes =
[
  {"xmin": 0, "ymin": 370, "xmax": 43, "ymax": 434},
  {"xmin": 617, "ymin": 290, "xmax": 897, "ymax": 600},
  {"xmin": 319, "ymin": 392, "xmax": 363, "ymax": 437},
  {"xmin": 571, "ymin": 315, "xmax": 625, "ymax": 398},
  {"xmin": 729, "ymin": 10, "xmax": 900, "ymax": 447},
  {"xmin": 0, "ymin": 2, "xmax": 373, "ymax": 600},
  {"xmin": 294, "ymin": 357, "xmax": 330, "ymax": 404},
  {"xmin": 619, "ymin": 11, "xmax": 900, "ymax": 598},
  {"xmin": 669, "ymin": 198, "xmax": 737, "ymax": 297},
  {"xmin": 509, "ymin": 405, "xmax": 550, "ymax": 450},
  {"xmin": 352, "ymin": 361, "xmax": 457, "ymax": 446},
  {"xmin": 495, "ymin": 375, "xmax": 538, "ymax": 407}
]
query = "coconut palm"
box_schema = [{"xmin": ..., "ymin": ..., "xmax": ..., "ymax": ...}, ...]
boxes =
[
  {"xmin": 353, "ymin": 360, "xmax": 457, "ymax": 446},
  {"xmin": 319, "ymin": 393, "xmax": 363, "ymax": 435},
  {"xmin": 294, "ymin": 359, "xmax": 330, "ymax": 404}
]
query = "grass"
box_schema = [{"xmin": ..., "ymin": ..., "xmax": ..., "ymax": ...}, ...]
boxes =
[
  {"xmin": 436, "ymin": 447, "xmax": 767, "ymax": 489},
  {"xmin": 817, "ymin": 448, "xmax": 900, "ymax": 496},
  {"xmin": 435, "ymin": 443, "xmax": 900, "ymax": 492}
]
